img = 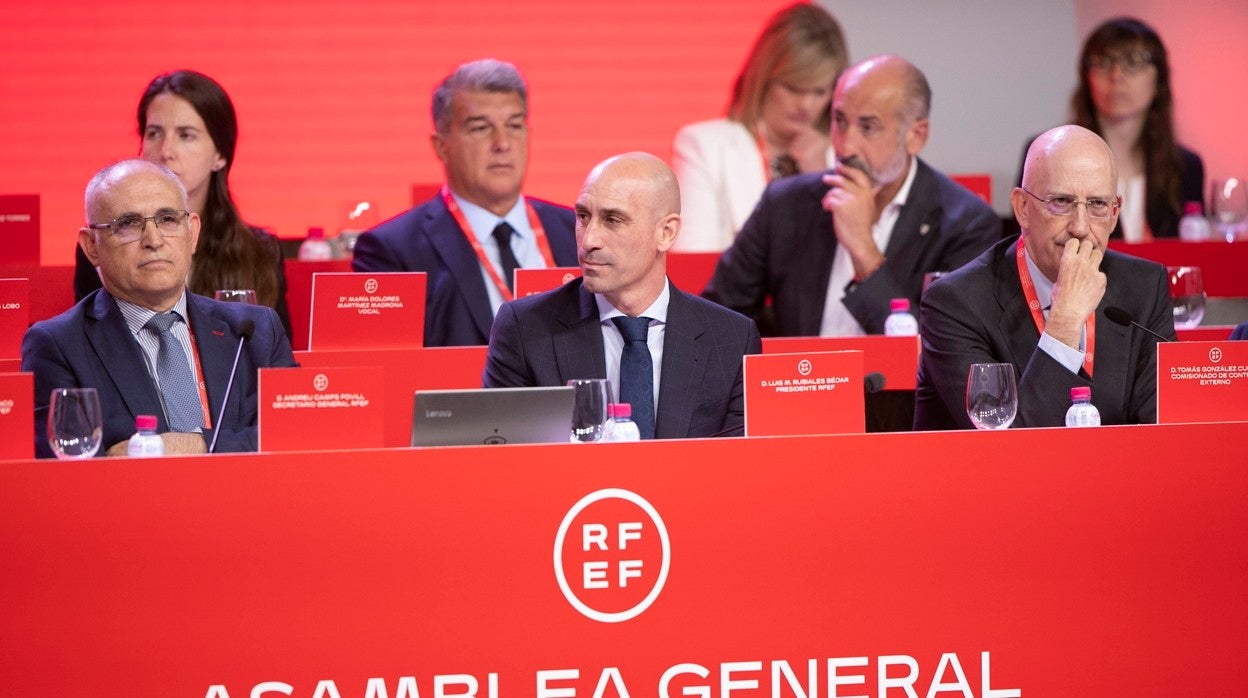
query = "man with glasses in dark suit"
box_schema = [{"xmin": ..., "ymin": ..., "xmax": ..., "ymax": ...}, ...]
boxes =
[
  {"xmin": 22, "ymin": 159, "xmax": 295, "ymax": 457},
  {"xmin": 915, "ymin": 125, "xmax": 1175, "ymax": 429}
]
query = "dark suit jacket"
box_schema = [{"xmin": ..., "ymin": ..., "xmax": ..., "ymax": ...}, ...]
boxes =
[
  {"xmin": 21, "ymin": 289, "xmax": 297, "ymax": 458},
  {"xmin": 1014, "ymin": 137, "xmax": 1205, "ymax": 238},
  {"xmin": 913, "ymin": 236, "xmax": 1176, "ymax": 430},
  {"xmin": 1231, "ymin": 322, "xmax": 1248, "ymax": 341},
  {"xmin": 703, "ymin": 157, "xmax": 1000, "ymax": 336},
  {"xmin": 483, "ymin": 279, "xmax": 762, "ymax": 438},
  {"xmin": 352, "ymin": 194, "xmax": 577, "ymax": 346}
]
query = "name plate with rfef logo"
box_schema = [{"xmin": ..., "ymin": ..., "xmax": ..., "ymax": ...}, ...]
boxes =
[
  {"xmin": 514, "ymin": 267, "xmax": 581, "ymax": 298},
  {"xmin": 0, "ymin": 278, "xmax": 30, "ymax": 360},
  {"xmin": 743, "ymin": 350, "xmax": 864, "ymax": 436},
  {"xmin": 308, "ymin": 272, "xmax": 426, "ymax": 350},
  {"xmin": 258, "ymin": 366, "xmax": 384, "ymax": 451},
  {"xmin": 1157, "ymin": 341, "xmax": 1248, "ymax": 424},
  {"xmin": 0, "ymin": 372, "xmax": 33, "ymax": 459}
]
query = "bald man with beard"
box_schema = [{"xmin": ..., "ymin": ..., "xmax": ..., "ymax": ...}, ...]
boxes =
[
  {"xmin": 483, "ymin": 152, "xmax": 761, "ymax": 439},
  {"xmin": 914, "ymin": 125, "xmax": 1176, "ymax": 429}
]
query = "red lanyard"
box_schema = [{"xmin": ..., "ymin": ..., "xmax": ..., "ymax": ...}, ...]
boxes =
[
  {"xmin": 1015, "ymin": 244, "xmax": 1095, "ymax": 377},
  {"xmin": 184, "ymin": 318, "xmax": 213, "ymax": 428},
  {"xmin": 441, "ymin": 187, "xmax": 556, "ymax": 302}
]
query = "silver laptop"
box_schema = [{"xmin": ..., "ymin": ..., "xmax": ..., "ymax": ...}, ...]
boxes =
[{"xmin": 411, "ymin": 386, "xmax": 575, "ymax": 446}]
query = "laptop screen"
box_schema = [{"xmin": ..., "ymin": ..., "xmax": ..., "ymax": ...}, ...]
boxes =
[{"xmin": 411, "ymin": 386, "xmax": 575, "ymax": 446}]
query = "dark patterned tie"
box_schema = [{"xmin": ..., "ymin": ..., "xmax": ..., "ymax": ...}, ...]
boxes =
[
  {"xmin": 491, "ymin": 222, "xmax": 520, "ymax": 293},
  {"xmin": 143, "ymin": 312, "xmax": 203, "ymax": 432},
  {"xmin": 611, "ymin": 315, "xmax": 655, "ymax": 439}
]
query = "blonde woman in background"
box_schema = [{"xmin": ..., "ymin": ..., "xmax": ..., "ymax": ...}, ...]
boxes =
[{"xmin": 672, "ymin": 3, "xmax": 848, "ymax": 252}]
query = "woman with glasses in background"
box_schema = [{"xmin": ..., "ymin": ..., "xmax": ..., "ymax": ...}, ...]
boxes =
[
  {"xmin": 74, "ymin": 70, "xmax": 291, "ymax": 336},
  {"xmin": 671, "ymin": 2, "xmax": 848, "ymax": 252},
  {"xmin": 1019, "ymin": 17, "xmax": 1204, "ymax": 241}
]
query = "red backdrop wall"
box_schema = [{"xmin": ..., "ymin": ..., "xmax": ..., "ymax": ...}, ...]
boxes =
[{"xmin": 1, "ymin": 0, "xmax": 789, "ymax": 263}]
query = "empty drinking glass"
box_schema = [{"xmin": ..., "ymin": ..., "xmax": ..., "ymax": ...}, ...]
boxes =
[
  {"xmin": 566, "ymin": 378, "xmax": 613, "ymax": 443},
  {"xmin": 48, "ymin": 387, "xmax": 103, "ymax": 459},
  {"xmin": 1167, "ymin": 266, "xmax": 1205, "ymax": 328},
  {"xmin": 966, "ymin": 363, "xmax": 1018, "ymax": 430}
]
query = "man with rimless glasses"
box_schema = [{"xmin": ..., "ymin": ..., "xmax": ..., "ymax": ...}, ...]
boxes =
[
  {"xmin": 21, "ymin": 159, "xmax": 295, "ymax": 457},
  {"xmin": 914, "ymin": 125, "xmax": 1175, "ymax": 429}
]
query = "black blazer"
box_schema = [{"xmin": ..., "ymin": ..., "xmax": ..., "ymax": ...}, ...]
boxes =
[
  {"xmin": 704, "ymin": 157, "xmax": 1001, "ymax": 336},
  {"xmin": 352, "ymin": 194, "xmax": 577, "ymax": 347},
  {"xmin": 22, "ymin": 289, "xmax": 297, "ymax": 457},
  {"xmin": 914, "ymin": 237, "xmax": 1176, "ymax": 430},
  {"xmin": 483, "ymin": 279, "xmax": 761, "ymax": 438}
]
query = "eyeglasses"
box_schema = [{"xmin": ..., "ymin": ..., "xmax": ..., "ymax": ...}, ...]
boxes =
[
  {"xmin": 1020, "ymin": 187, "xmax": 1119, "ymax": 219},
  {"xmin": 87, "ymin": 209, "xmax": 190, "ymax": 243},
  {"xmin": 1088, "ymin": 50, "xmax": 1153, "ymax": 74}
]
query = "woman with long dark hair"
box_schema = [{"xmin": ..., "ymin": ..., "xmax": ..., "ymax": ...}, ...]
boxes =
[{"xmin": 74, "ymin": 70, "xmax": 291, "ymax": 334}]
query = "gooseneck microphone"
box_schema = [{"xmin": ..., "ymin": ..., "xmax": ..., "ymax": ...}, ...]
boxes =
[
  {"xmin": 1104, "ymin": 306, "xmax": 1171, "ymax": 343},
  {"xmin": 207, "ymin": 319, "xmax": 255, "ymax": 454}
]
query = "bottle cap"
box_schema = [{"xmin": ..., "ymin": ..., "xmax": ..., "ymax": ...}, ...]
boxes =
[
  {"xmin": 889, "ymin": 298, "xmax": 910, "ymax": 312},
  {"xmin": 307, "ymin": 226, "xmax": 326, "ymax": 239},
  {"xmin": 135, "ymin": 414, "xmax": 158, "ymax": 430},
  {"xmin": 614, "ymin": 402, "xmax": 632, "ymax": 418},
  {"xmin": 606, "ymin": 403, "xmax": 617, "ymax": 418},
  {"xmin": 1183, "ymin": 201, "xmax": 1203, "ymax": 215},
  {"xmin": 1070, "ymin": 386, "xmax": 1092, "ymax": 401}
]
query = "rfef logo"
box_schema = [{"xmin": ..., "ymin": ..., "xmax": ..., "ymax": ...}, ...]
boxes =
[{"xmin": 553, "ymin": 488, "xmax": 670, "ymax": 623}]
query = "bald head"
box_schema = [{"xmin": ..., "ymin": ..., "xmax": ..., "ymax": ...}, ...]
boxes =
[
  {"xmin": 85, "ymin": 159, "xmax": 188, "ymax": 224},
  {"xmin": 1012, "ymin": 125, "xmax": 1120, "ymax": 283},
  {"xmin": 584, "ymin": 152, "xmax": 681, "ymax": 222},
  {"xmin": 838, "ymin": 54, "xmax": 931, "ymax": 122},
  {"xmin": 575, "ymin": 152, "xmax": 681, "ymax": 315},
  {"xmin": 1021, "ymin": 125, "xmax": 1117, "ymax": 191}
]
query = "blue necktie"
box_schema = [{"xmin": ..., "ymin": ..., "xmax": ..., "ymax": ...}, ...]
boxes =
[
  {"xmin": 491, "ymin": 222, "xmax": 520, "ymax": 293},
  {"xmin": 612, "ymin": 315, "xmax": 655, "ymax": 439},
  {"xmin": 144, "ymin": 312, "xmax": 203, "ymax": 432}
]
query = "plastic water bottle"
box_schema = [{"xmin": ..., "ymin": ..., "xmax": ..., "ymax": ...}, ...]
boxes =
[
  {"xmin": 1178, "ymin": 202, "xmax": 1211, "ymax": 242},
  {"xmin": 604, "ymin": 403, "xmax": 641, "ymax": 442},
  {"xmin": 298, "ymin": 226, "xmax": 335, "ymax": 261},
  {"xmin": 883, "ymin": 298, "xmax": 918, "ymax": 336},
  {"xmin": 1064, "ymin": 386, "xmax": 1101, "ymax": 427},
  {"xmin": 127, "ymin": 415, "xmax": 164, "ymax": 457}
]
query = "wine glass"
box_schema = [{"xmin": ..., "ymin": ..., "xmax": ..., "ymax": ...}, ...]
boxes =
[
  {"xmin": 48, "ymin": 387, "xmax": 103, "ymax": 459},
  {"xmin": 566, "ymin": 378, "xmax": 613, "ymax": 443},
  {"xmin": 1167, "ymin": 266, "xmax": 1206, "ymax": 328},
  {"xmin": 965, "ymin": 363, "xmax": 1018, "ymax": 430},
  {"xmin": 214, "ymin": 289, "xmax": 258, "ymax": 304},
  {"xmin": 1210, "ymin": 178, "xmax": 1248, "ymax": 242}
]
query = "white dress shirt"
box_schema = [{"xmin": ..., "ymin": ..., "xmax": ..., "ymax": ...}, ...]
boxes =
[{"xmin": 594, "ymin": 280, "xmax": 671, "ymax": 412}]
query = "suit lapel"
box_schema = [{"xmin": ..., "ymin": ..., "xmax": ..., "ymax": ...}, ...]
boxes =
[
  {"xmin": 533, "ymin": 200, "xmax": 577, "ymax": 267},
  {"xmin": 552, "ymin": 284, "xmax": 607, "ymax": 383},
  {"xmin": 993, "ymin": 240, "xmax": 1043, "ymax": 371},
  {"xmin": 656, "ymin": 288, "xmax": 710, "ymax": 439},
  {"xmin": 1091, "ymin": 266, "xmax": 1132, "ymax": 419},
  {"xmin": 882, "ymin": 159, "xmax": 940, "ymax": 270},
  {"xmin": 799, "ymin": 179, "xmax": 836, "ymax": 335},
  {"xmin": 85, "ymin": 291, "xmax": 165, "ymax": 425},
  {"xmin": 425, "ymin": 200, "xmax": 495, "ymax": 341}
]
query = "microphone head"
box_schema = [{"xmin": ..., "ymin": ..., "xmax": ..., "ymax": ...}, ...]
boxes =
[
  {"xmin": 864, "ymin": 372, "xmax": 886, "ymax": 394},
  {"xmin": 238, "ymin": 319, "xmax": 256, "ymax": 340},
  {"xmin": 1103, "ymin": 306, "xmax": 1133, "ymax": 328}
]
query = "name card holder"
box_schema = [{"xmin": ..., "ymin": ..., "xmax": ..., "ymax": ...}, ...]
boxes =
[
  {"xmin": 258, "ymin": 366, "xmax": 385, "ymax": 452},
  {"xmin": 744, "ymin": 350, "xmax": 864, "ymax": 436},
  {"xmin": 0, "ymin": 278, "xmax": 30, "ymax": 359},
  {"xmin": 1157, "ymin": 341, "xmax": 1248, "ymax": 424},
  {"xmin": 308, "ymin": 272, "xmax": 426, "ymax": 350},
  {"xmin": 514, "ymin": 267, "xmax": 581, "ymax": 298},
  {"xmin": 0, "ymin": 372, "xmax": 33, "ymax": 459}
]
